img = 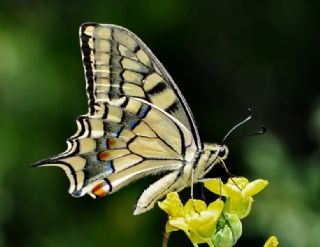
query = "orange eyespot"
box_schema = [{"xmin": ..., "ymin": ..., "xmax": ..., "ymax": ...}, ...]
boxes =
[
  {"xmin": 107, "ymin": 139, "xmax": 116, "ymax": 147},
  {"xmin": 98, "ymin": 151, "xmax": 109, "ymax": 160},
  {"xmin": 92, "ymin": 180, "xmax": 111, "ymax": 198}
]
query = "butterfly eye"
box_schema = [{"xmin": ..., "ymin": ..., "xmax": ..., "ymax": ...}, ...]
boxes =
[
  {"xmin": 218, "ymin": 147, "xmax": 226, "ymax": 158},
  {"xmin": 92, "ymin": 180, "xmax": 111, "ymax": 198}
]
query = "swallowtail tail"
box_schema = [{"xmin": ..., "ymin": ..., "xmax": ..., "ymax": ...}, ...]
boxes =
[{"xmin": 33, "ymin": 23, "xmax": 229, "ymax": 215}]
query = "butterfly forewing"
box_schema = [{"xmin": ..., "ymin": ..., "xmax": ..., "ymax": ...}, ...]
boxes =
[{"xmin": 80, "ymin": 23, "xmax": 201, "ymax": 147}]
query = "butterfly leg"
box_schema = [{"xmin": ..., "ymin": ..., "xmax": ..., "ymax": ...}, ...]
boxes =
[
  {"xmin": 190, "ymin": 168, "xmax": 196, "ymax": 211},
  {"xmin": 217, "ymin": 157, "xmax": 242, "ymax": 192}
]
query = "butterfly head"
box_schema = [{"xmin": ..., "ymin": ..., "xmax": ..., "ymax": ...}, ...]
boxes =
[
  {"xmin": 217, "ymin": 145, "xmax": 229, "ymax": 160},
  {"xmin": 199, "ymin": 143, "xmax": 229, "ymax": 177},
  {"xmin": 204, "ymin": 143, "xmax": 229, "ymax": 160}
]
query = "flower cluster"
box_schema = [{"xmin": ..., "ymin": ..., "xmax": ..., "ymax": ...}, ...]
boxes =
[{"xmin": 158, "ymin": 177, "xmax": 271, "ymax": 247}]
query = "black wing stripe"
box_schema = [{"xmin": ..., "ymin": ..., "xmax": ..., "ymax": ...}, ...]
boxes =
[{"xmin": 80, "ymin": 24, "xmax": 97, "ymax": 115}]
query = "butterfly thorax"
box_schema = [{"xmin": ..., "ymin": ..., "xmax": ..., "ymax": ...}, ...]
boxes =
[{"xmin": 193, "ymin": 143, "xmax": 229, "ymax": 182}]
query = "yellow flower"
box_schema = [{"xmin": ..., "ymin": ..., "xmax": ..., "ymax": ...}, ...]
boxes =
[
  {"xmin": 204, "ymin": 177, "xmax": 268, "ymax": 219},
  {"xmin": 263, "ymin": 236, "xmax": 279, "ymax": 247},
  {"xmin": 157, "ymin": 191, "xmax": 184, "ymax": 217},
  {"xmin": 158, "ymin": 192, "xmax": 224, "ymax": 247},
  {"xmin": 159, "ymin": 178, "xmax": 268, "ymax": 246}
]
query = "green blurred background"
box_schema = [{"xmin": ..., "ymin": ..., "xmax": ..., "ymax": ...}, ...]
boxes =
[{"xmin": 1, "ymin": 0, "xmax": 320, "ymax": 246}]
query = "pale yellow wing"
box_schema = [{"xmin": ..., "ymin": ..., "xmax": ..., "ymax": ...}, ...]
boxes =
[
  {"xmin": 33, "ymin": 98, "xmax": 195, "ymax": 199},
  {"xmin": 33, "ymin": 23, "xmax": 200, "ymax": 214},
  {"xmin": 80, "ymin": 23, "xmax": 201, "ymax": 148}
]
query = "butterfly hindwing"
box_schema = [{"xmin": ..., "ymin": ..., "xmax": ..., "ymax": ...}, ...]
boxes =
[{"xmin": 34, "ymin": 98, "xmax": 195, "ymax": 202}]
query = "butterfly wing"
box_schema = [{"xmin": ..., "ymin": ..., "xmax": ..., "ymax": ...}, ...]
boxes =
[
  {"xmin": 80, "ymin": 23, "xmax": 201, "ymax": 148},
  {"xmin": 33, "ymin": 23, "xmax": 201, "ymax": 214}
]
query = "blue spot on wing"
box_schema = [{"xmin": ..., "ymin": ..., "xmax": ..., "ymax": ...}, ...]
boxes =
[
  {"xmin": 128, "ymin": 119, "xmax": 140, "ymax": 129},
  {"xmin": 103, "ymin": 139, "xmax": 108, "ymax": 148},
  {"xmin": 112, "ymin": 126, "xmax": 123, "ymax": 137},
  {"xmin": 138, "ymin": 104, "xmax": 150, "ymax": 118},
  {"xmin": 105, "ymin": 161, "xmax": 115, "ymax": 174}
]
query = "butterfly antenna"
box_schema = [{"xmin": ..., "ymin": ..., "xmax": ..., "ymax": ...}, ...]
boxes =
[
  {"xmin": 225, "ymin": 125, "xmax": 266, "ymax": 142},
  {"xmin": 222, "ymin": 108, "xmax": 252, "ymax": 144}
]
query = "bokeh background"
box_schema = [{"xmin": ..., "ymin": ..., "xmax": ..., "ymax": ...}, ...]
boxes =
[{"xmin": 0, "ymin": 0, "xmax": 320, "ymax": 246}]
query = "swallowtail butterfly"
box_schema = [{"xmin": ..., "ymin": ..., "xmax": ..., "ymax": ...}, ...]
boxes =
[{"xmin": 33, "ymin": 23, "xmax": 229, "ymax": 215}]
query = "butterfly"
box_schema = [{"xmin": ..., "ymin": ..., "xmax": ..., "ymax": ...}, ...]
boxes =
[{"xmin": 33, "ymin": 23, "xmax": 229, "ymax": 215}]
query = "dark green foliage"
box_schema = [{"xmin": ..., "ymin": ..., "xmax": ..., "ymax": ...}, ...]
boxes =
[{"xmin": 0, "ymin": 0, "xmax": 319, "ymax": 246}]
